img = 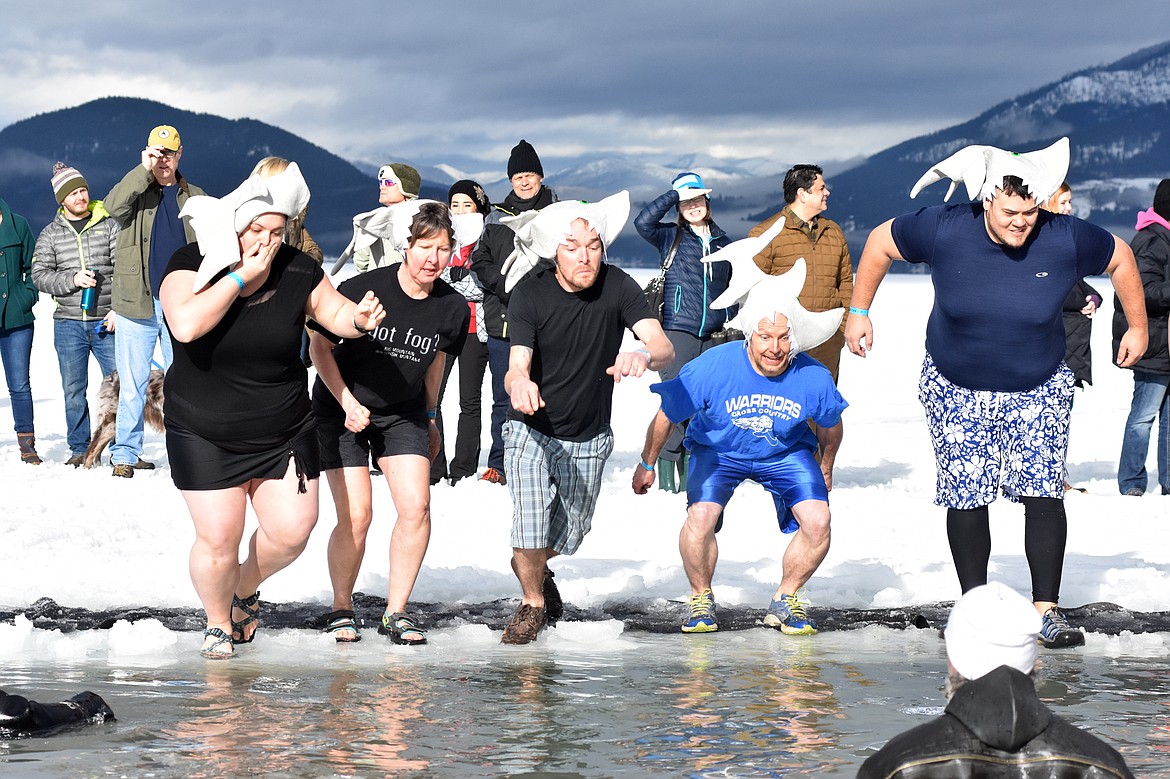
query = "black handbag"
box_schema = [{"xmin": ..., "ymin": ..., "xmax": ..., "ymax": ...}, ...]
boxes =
[{"xmin": 643, "ymin": 228, "xmax": 684, "ymax": 321}]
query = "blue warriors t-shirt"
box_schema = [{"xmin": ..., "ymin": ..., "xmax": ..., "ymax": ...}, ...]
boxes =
[
  {"xmin": 652, "ymin": 344, "xmax": 847, "ymax": 461},
  {"xmin": 891, "ymin": 203, "xmax": 1113, "ymax": 392}
]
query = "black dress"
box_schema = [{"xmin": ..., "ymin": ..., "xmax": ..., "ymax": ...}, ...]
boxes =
[{"xmin": 162, "ymin": 243, "xmax": 325, "ymax": 490}]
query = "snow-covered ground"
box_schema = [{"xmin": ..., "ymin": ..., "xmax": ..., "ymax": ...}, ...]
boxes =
[{"xmin": 1, "ymin": 273, "xmax": 1166, "ymax": 623}]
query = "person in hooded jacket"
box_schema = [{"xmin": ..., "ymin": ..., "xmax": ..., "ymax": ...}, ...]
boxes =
[
  {"xmin": 633, "ymin": 172, "xmax": 734, "ymax": 490},
  {"xmin": 857, "ymin": 582, "xmax": 1134, "ymax": 779},
  {"xmin": 1114, "ymin": 178, "xmax": 1170, "ymax": 497}
]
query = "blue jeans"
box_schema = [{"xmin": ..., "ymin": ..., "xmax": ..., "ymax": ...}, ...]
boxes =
[
  {"xmin": 55, "ymin": 318, "xmax": 117, "ymax": 454},
  {"xmin": 486, "ymin": 335, "xmax": 510, "ymax": 472},
  {"xmin": 1118, "ymin": 371, "xmax": 1170, "ymax": 494},
  {"xmin": 0, "ymin": 323, "xmax": 34, "ymax": 434},
  {"xmin": 111, "ymin": 299, "xmax": 173, "ymax": 466}
]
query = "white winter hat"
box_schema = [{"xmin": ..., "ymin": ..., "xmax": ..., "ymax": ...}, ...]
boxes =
[
  {"xmin": 910, "ymin": 137, "xmax": 1070, "ymax": 205},
  {"xmin": 181, "ymin": 162, "xmax": 311, "ymax": 292},
  {"xmin": 498, "ymin": 190, "xmax": 631, "ymax": 292},
  {"xmin": 945, "ymin": 582, "xmax": 1041, "ymax": 681}
]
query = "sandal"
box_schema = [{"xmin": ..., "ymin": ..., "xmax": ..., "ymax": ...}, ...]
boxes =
[
  {"xmin": 323, "ymin": 609, "xmax": 362, "ymax": 643},
  {"xmin": 377, "ymin": 612, "xmax": 427, "ymax": 646},
  {"xmin": 231, "ymin": 591, "xmax": 260, "ymax": 644},
  {"xmin": 200, "ymin": 627, "xmax": 234, "ymax": 660}
]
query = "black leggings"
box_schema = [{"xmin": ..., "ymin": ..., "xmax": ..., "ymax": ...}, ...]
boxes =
[{"xmin": 946, "ymin": 497, "xmax": 1067, "ymax": 602}]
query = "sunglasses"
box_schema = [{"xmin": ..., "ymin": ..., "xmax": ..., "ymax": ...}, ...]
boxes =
[{"xmin": 379, "ymin": 179, "xmax": 398, "ymax": 188}]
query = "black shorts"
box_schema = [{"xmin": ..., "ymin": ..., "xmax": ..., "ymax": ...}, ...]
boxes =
[
  {"xmin": 166, "ymin": 415, "xmax": 320, "ymax": 491},
  {"xmin": 316, "ymin": 407, "xmax": 429, "ymax": 469}
]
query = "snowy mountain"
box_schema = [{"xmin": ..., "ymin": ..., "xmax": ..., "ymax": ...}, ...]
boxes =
[{"xmin": 825, "ymin": 40, "xmax": 1170, "ymax": 245}]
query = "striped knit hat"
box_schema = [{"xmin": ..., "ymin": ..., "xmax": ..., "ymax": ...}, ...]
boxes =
[{"xmin": 51, "ymin": 162, "xmax": 87, "ymax": 204}]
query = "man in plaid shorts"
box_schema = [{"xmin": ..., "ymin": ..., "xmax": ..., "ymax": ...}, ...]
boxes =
[{"xmin": 497, "ymin": 192, "xmax": 674, "ymax": 644}]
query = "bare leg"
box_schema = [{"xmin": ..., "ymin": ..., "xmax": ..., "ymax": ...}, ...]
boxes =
[
  {"xmin": 324, "ymin": 466, "xmax": 375, "ymax": 611},
  {"xmin": 184, "ymin": 486, "xmax": 249, "ymax": 635},
  {"xmin": 234, "ymin": 459, "xmax": 320, "ymax": 637},
  {"xmin": 512, "ymin": 547, "xmax": 555, "ymax": 606},
  {"xmin": 679, "ymin": 501, "xmax": 723, "ymax": 595},
  {"xmin": 774, "ymin": 499, "xmax": 831, "ymax": 598},
  {"xmin": 381, "ymin": 454, "xmax": 432, "ymax": 614}
]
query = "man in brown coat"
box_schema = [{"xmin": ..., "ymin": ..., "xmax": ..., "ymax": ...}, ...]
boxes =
[{"xmin": 749, "ymin": 164, "xmax": 853, "ymax": 381}]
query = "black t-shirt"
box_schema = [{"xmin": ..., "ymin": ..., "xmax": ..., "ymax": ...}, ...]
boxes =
[
  {"xmin": 507, "ymin": 263, "xmax": 652, "ymax": 441},
  {"xmin": 310, "ymin": 264, "xmax": 469, "ymax": 417},
  {"xmin": 162, "ymin": 243, "xmax": 325, "ymax": 445}
]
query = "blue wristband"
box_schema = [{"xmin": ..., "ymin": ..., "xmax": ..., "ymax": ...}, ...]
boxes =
[
  {"xmin": 227, "ymin": 272, "xmax": 246, "ymax": 291},
  {"xmin": 639, "ymin": 459, "xmax": 655, "ymax": 471},
  {"xmin": 849, "ymin": 306, "xmax": 869, "ymax": 316},
  {"xmin": 426, "ymin": 409, "xmax": 437, "ymax": 420}
]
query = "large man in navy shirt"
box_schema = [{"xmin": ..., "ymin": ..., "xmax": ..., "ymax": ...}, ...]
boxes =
[{"xmin": 845, "ymin": 138, "xmax": 1148, "ymax": 649}]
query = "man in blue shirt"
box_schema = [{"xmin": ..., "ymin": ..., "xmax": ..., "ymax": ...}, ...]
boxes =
[
  {"xmin": 845, "ymin": 138, "xmax": 1148, "ymax": 649},
  {"xmin": 633, "ymin": 281, "xmax": 847, "ymax": 636}
]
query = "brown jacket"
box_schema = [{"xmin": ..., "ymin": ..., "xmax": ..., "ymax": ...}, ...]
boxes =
[{"xmin": 749, "ymin": 205, "xmax": 853, "ymax": 379}]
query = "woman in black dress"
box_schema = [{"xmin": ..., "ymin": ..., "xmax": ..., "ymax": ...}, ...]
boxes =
[{"xmin": 159, "ymin": 163, "xmax": 385, "ymax": 659}]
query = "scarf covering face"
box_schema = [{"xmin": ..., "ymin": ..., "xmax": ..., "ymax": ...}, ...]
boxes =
[
  {"xmin": 910, "ymin": 137, "xmax": 1070, "ymax": 205},
  {"xmin": 330, "ymin": 199, "xmax": 444, "ymax": 275},
  {"xmin": 703, "ymin": 217, "xmax": 843, "ymax": 353},
  {"xmin": 498, "ymin": 190, "xmax": 631, "ymax": 292},
  {"xmin": 181, "ymin": 162, "xmax": 311, "ymax": 292}
]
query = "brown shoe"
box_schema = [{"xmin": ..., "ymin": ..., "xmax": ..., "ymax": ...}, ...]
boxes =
[
  {"xmin": 111, "ymin": 464, "xmax": 134, "ymax": 478},
  {"xmin": 65, "ymin": 453, "xmax": 85, "ymax": 467},
  {"xmin": 133, "ymin": 458, "xmax": 156, "ymax": 470},
  {"xmin": 480, "ymin": 467, "xmax": 506, "ymax": 485},
  {"xmin": 17, "ymin": 433, "xmax": 41, "ymax": 465},
  {"xmin": 501, "ymin": 603, "xmax": 546, "ymax": 645}
]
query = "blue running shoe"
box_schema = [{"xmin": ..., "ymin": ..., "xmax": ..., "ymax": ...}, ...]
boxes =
[
  {"xmin": 682, "ymin": 589, "xmax": 718, "ymax": 633},
  {"xmin": 764, "ymin": 592, "xmax": 817, "ymax": 635},
  {"xmin": 1038, "ymin": 607, "xmax": 1084, "ymax": 648}
]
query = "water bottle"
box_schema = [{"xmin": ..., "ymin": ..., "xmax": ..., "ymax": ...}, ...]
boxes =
[{"xmin": 80, "ymin": 284, "xmax": 98, "ymax": 314}]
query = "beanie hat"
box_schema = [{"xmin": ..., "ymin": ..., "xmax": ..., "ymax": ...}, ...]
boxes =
[
  {"xmin": 377, "ymin": 163, "xmax": 421, "ymax": 200},
  {"xmin": 51, "ymin": 162, "xmax": 87, "ymax": 204},
  {"xmin": 148, "ymin": 125, "xmax": 181, "ymax": 151},
  {"xmin": 672, "ymin": 171, "xmax": 712, "ymax": 201},
  {"xmin": 1154, "ymin": 179, "xmax": 1170, "ymax": 220},
  {"xmin": 507, "ymin": 139, "xmax": 543, "ymax": 179},
  {"xmin": 945, "ymin": 582, "xmax": 1040, "ymax": 681},
  {"xmin": 448, "ymin": 179, "xmax": 492, "ymax": 215}
]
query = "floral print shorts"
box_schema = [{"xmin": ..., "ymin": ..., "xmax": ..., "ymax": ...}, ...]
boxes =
[{"xmin": 918, "ymin": 353, "xmax": 1074, "ymax": 509}]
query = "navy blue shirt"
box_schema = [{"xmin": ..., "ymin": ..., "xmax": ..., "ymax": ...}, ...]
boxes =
[
  {"xmin": 891, "ymin": 203, "xmax": 1112, "ymax": 391},
  {"xmin": 149, "ymin": 184, "xmax": 186, "ymax": 298}
]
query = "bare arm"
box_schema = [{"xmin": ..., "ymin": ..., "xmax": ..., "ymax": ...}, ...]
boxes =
[
  {"xmin": 815, "ymin": 421, "xmax": 844, "ymax": 491},
  {"xmin": 505, "ymin": 344, "xmax": 543, "ymax": 415},
  {"xmin": 423, "ymin": 352, "xmax": 446, "ymax": 461},
  {"xmin": 309, "ymin": 330, "xmax": 370, "ymax": 433},
  {"xmin": 844, "ymin": 219, "xmax": 901, "ymax": 357},
  {"xmin": 306, "ymin": 276, "xmax": 385, "ymax": 338},
  {"xmin": 632, "ymin": 408, "xmax": 675, "ymax": 494},
  {"xmin": 607, "ymin": 317, "xmax": 676, "ymax": 383},
  {"xmin": 1105, "ymin": 235, "xmax": 1149, "ymax": 367}
]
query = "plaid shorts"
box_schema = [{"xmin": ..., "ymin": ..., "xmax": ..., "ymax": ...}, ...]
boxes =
[
  {"xmin": 504, "ymin": 421, "xmax": 614, "ymax": 554},
  {"xmin": 918, "ymin": 353, "xmax": 1073, "ymax": 509}
]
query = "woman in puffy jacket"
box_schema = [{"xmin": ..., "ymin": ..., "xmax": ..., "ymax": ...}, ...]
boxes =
[{"xmin": 633, "ymin": 172, "xmax": 734, "ymax": 490}]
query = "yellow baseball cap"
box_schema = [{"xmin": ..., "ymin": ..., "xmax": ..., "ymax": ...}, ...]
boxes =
[{"xmin": 148, "ymin": 125, "xmax": 181, "ymax": 151}]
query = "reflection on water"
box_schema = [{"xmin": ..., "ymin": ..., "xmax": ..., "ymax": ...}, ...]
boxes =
[{"xmin": 1, "ymin": 626, "xmax": 1168, "ymax": 777}]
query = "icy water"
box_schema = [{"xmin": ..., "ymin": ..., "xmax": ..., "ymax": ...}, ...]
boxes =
[{"xmin": 2, "ymin": 622, "xmax": 1168, "ymax": 778}]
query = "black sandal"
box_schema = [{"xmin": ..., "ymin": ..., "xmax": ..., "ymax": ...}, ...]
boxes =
[
  {"xmin": 323, "ymin": 609, "xmax": 362, "ymax": 643},
  {"xmin": 377, "ymin": 612, "xmax": 427, "ymax": 646},
  {"xmin": 231, "ymin": 591, "xmax": 260, "ymax": 644},
  {"xmin": 200, "ymin": 627, "xmax": 234, "ymax": 660}
]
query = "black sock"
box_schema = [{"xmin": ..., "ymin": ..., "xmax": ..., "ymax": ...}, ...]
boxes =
[{"xmin": 1022, "ymin": 496, "xmax": 1067, "ymax": 604}]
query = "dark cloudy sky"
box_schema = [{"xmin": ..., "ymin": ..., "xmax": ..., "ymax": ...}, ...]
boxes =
[{"xmin": 5, "ymin": 2, "xmax": 1168, "ymax": 171}]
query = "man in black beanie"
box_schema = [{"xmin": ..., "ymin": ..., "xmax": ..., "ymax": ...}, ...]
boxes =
[
  {"xmin": 1114, "ymin": 178, "xmax": 1170, "ymax": 497},
  {"xmin": 470, "ymin": 140, "xmax": 559, "ymax": 486}
]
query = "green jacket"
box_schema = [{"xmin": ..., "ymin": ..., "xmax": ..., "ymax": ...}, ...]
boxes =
[
  {"xmin": 0, "ymin": 198, "xmax": 38, "ymax": 330},
  {"xmin": 104, "ymin": 166, "xmax": 204, "ymax": 319}
]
